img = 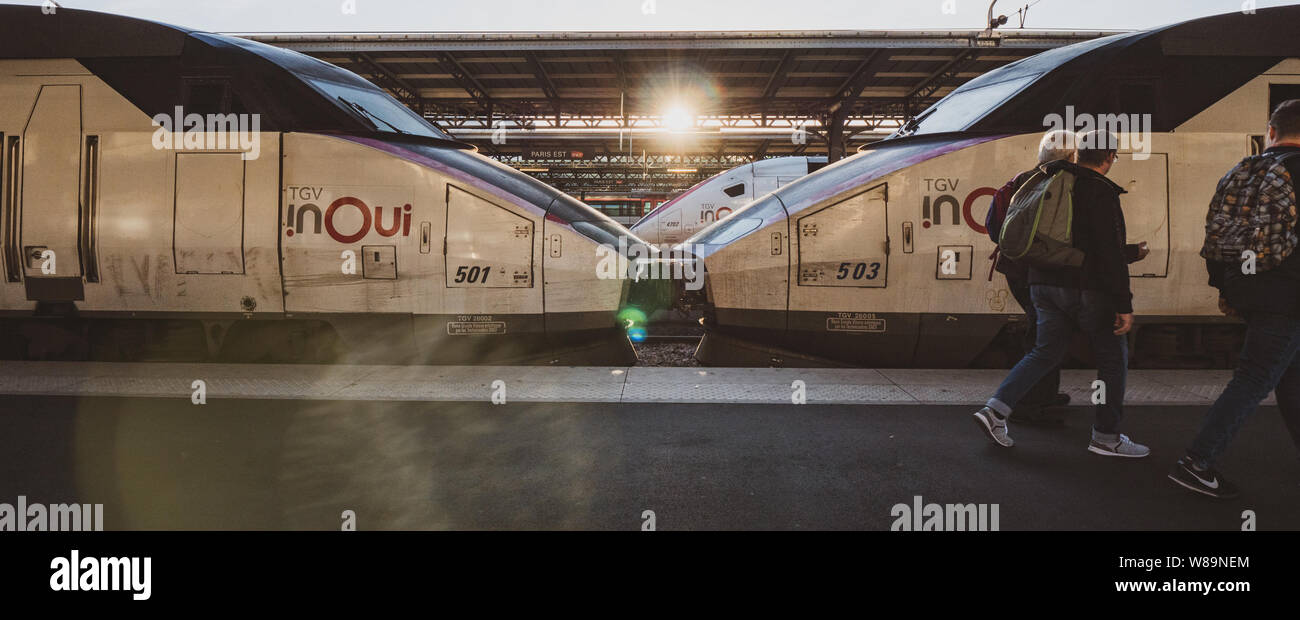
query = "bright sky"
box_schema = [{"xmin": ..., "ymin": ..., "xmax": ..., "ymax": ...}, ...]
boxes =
[{"xmin": 12, "ymin": 0, "xmax": 1300, "ymax": 32}]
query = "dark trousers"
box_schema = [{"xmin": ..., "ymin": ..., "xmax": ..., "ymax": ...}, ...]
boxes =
[
  {"xmin": 1187, "ymin": 311, "xmax": 1300, "ymax": 468},
  {"xmin": 1007, "ymin": 277, "xmax": 1061, "ymax": 411}
]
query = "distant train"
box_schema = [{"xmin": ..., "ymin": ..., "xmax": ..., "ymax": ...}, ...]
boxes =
[
  {"xmin": 583, "ymin": 193, "xmax": 668, "ymax": 227},
  {"xmin": 683, "ymin": 7, "xmax": 1300, "ymax": 368},
  {"xmin": 632, "ymin": 156, "xmax": 827, "ymax": 245},
  {"xmin": 0, "ymin": 6, "xmax": 638, "ymax": 364}
]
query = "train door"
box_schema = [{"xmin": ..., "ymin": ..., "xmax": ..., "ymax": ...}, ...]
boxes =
[
  {"xmin": 444, "ymin": 185, "xmax": 534, "ymax": 291},
  {"xmin": 787, "ymin": 183, "xmax": 912, "ymax": 365},
  {"xmin": 441, "ymin": 184, "xmax": 544, "ymax": 360},
  {"xmin": 20, "ymin": 84, "xmax": 84, "ymax": 301},
  {"xmin": 1109, "ymin": 153, "xmax": 1170, "ymax": 277},
  {"xmin": 174, "ymin": 153, "xmax": 245, "ymax": 275},
  {"xmin": 792, "ymin": 183, "xmax": 888, "ymax": 290}
]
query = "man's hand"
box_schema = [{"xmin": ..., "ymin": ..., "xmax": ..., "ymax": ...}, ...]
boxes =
[
  {"xmin": 1218, "ymin": 296, "xmax": 1238, "ymax": 317},
  {"xmin": 1135, "ymin": 241, "xmax": 1150, "ymax": 261},
  {"xmin": 1113, "ymin": 313, "xmax": 1134, "ymax": 335}
]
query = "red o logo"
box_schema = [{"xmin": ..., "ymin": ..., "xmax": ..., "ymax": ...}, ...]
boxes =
[
  {"xmin": 325, "ymin": 197, "xmax": 371, "ymax": 244},
  {"xmin": 963, "ymin": 187, "xmax": 996, "ymax": 235},
  {"xmin": 716, "ymin": 207, "xmax": 733, "ymax": 220}
]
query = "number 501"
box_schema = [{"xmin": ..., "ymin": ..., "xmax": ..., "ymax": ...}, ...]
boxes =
[{"xmin": 455, "ymin": 265, "xmax": 491, "ymax": 283}]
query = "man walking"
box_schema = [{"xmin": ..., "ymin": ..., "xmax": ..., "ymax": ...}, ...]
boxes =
[
  {"xmin": 974, "ymin": 129, "xmax": 1150, "ymax": 457},
  {"xmin": 1170, "ymin": 99, "xmax": 1300, "ymax": 499},
  {"xmin": 986, "ymin": 130, "xmax": 1079, "ymax": 425}
]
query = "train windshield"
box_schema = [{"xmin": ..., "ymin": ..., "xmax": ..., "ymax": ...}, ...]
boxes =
[
  {"xmin": 895, "ymin": 33, "xmax": 1130, "ymax": 137},
  {"xmin": 308, "ymin": 78, "xmax": 447, "ymax": 138},
  {"xmin": 204, "ymin": 33, "xmax": 454, "ymax": 140},
  {"xmin": 901, "ymin": 73, "xmax": 1039, "ymax": 135}
]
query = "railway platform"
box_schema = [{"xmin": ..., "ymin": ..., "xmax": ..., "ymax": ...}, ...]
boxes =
[
  {"xmin": 2, "ymin": 362, "xmax": 1296, "ymax": 531},
  {"xmin": 0, "ymin": 361, "xmax": 1266, "ymax": 405}
]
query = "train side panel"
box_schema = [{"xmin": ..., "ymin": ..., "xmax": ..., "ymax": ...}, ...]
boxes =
[
  {"xmin": 281, "ymin": 132, "xmax": 448, "ymax": 316},
  {"xmin": 0, "ymin": 59, "xmax": 283, "ymax": 318},
  {"xmin": 700, "ymin": 59, "xmax": 1300, "ymax": 366}
]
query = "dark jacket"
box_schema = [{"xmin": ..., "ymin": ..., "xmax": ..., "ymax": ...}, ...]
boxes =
[
  {"xmin": 1206, "ymin": 145, "xmax": 1300, "ymax": 317},
  {"xmin": 1027, "ymin": 162, "xmax": 1138, "ymax": 313}
]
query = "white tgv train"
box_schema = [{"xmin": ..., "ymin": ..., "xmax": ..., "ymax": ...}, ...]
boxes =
[
  {"xmin": 631, "ymin": 156, "xmax": 827, "ymax": 245},
  {"xmin": 0, "ymin": 6, "xmax": 637, "ymax": 364},
  {"xmin": 685, "ymin": 7, "xmax": 1300, "ymax": 368}
]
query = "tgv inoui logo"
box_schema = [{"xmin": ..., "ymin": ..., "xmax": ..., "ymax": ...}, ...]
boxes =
[
  {"xmin": 920, "ymin": 177, "xmax": 996, "ymax": 234},
  {"xmin": 285, "ymin": 186, "xmax": 413, "ymax": 243}
]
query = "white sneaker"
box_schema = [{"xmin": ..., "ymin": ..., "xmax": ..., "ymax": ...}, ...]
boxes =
[{"xmin": 973, "ymin": 407, "xmax": 1014, "ymax": 448}]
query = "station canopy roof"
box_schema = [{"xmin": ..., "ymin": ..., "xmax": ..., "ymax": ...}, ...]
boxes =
[{"xmin": 244, "ymin": 28, "xmax": 1118, "ymax": 194}]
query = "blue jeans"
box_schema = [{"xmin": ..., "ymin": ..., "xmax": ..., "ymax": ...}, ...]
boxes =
[
  {"xmin": 986, "ymin": 285, "xmax": 1128, "ymax": 434},
  {"xmin": 1188, "ymin": 312, "xmax": 1300, "ymax": 468},
  {"xmin": 1007, "ymin": 276, "xmax": 1062, "ymax": 410}
]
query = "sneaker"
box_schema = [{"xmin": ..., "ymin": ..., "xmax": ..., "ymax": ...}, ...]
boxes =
[
  {"xmin": 1087, "ymin": 431, "xmax": 1150, "ymax": 458},
  {"xmin": 1168, "ymin": 458, "xmax": 1240, "ymax": 499},
  {"xmin": 973, "ymin": 407, "xmax": 1014, "ymax": 448}
]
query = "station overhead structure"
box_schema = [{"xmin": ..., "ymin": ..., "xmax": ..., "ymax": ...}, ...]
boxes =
[{"xmin": 248, "ymin": 28, "xmax": 1118, "ymax": 195}]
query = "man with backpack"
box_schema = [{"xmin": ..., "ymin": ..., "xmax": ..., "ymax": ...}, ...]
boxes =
[
  {"xmin": 1170, "ymin": 99, "xmax": 1300, "ymax": 499},
  {"xmin": 985, "ymin": 130, "xmax": 1081, "ymax": 425},
  {"xmin": 974, "ymin": 129, "xmax": 1151, "ymax": 458}
]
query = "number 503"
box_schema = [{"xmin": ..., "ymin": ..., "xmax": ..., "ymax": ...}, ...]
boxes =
[{"xmin": 836, "ymin": 262, "xmax": 880, "ymax": 280}]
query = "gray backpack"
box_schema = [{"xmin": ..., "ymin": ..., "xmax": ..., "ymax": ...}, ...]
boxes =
[{"xmin": 997, "ymin": 165, "xmax": 1086, "ymax": 269}]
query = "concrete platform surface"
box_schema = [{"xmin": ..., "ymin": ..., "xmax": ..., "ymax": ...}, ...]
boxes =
[
  {"xmin": 1, "ymin": 396, "xmax": 1295, "ymax": 530},
  {"xmin": 0, "ymin": 361, "xmax": 1263, "ymax": 405}
]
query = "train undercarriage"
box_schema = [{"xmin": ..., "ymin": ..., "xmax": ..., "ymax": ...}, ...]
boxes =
[{"xmin": 0, "ymin": 311, "xmax": 636, "ymax": 365}]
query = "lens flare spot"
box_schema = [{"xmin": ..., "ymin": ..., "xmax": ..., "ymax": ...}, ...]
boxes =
[{"xmin": 617, "ymin": 307, "xmax": 648, "ymax": 328}]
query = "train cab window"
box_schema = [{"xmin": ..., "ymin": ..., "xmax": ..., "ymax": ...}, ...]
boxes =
[
  {"xmin": 309, "ymin": 78, "xmax": 442, "ymax": 137},
  {"xmin": 1270, "ymin": 84, "xmax": 1300, "ymax": 116},
  {"xmin": 1114, "ymin": 81, "xmax": 1160, "ymax": 119},
  {"xmin": 905, "ymin": 73, "xmax": 1039, "ymax": 134},
  {"xmin": 722, "ymin": 183, "xmax": 746, "ymax": 198},
  {"xmin": 182, "ymin": 78, "xmax": 245, "ymax": 116}
]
